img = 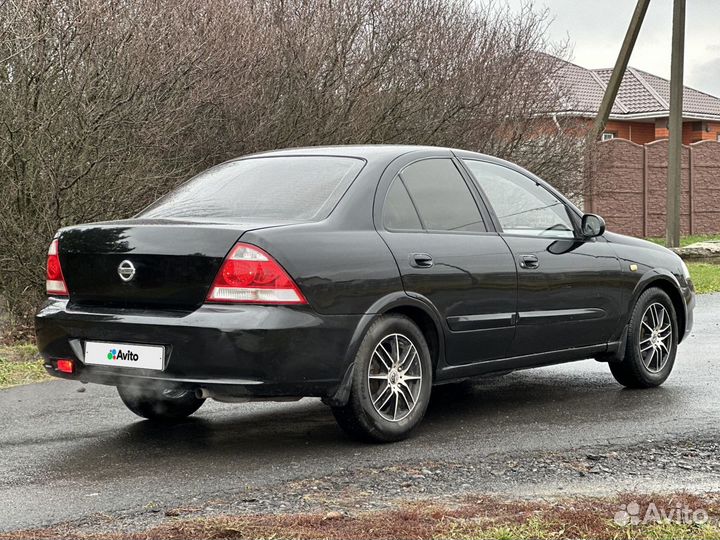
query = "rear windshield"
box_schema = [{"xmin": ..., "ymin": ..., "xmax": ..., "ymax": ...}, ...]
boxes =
[{"xmin": 140, "ymin": 156, "xmax": 365, "ymax": 221}]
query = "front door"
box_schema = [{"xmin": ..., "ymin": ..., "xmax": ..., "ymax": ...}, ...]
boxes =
[
  {"xmin": 461, "ymin": 159, "xmax": 622, "ymax": 356},
  {"xmin": 377, "ymin": 155, "xmax": 517, "ymax": 365}
]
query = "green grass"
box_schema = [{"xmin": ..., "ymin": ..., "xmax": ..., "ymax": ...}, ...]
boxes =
[
  {"xmin": 688, "ymin": 263, "xmax": 720, "ymax": 294},
  {"xmin": 645, "ymin": 234, "xmax": 720, "ymax": 247},
  {"xmin": 450, "ymin": 518, "xmax": 720, "ymax": 540},
  {"xmin": 443, "ymin": 516, "xmax": 560, "ymax": 540},
  {"xmin": 0, "ymin": 344, "xmax": 50, "ymax": 389},
  {"xmin": 631, "ymin": 521, "xmax": 720, "ymax": 540}
]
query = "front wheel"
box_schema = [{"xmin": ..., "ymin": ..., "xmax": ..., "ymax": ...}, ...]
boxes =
[
  {"xmin": 117, "ymin": 385, "xmax": 205, "ymax": 421},
  {"xmin": 609, "ymin": 287, "xmax": 678, "ymax": 388},
  {"xmin": 331, "ymin": 314, "xmax": 433, "ymax": 442}
]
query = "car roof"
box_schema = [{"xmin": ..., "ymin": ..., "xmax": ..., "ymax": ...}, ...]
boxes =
[
  {"xmin": 241, "ymin": 144, "xmax": 490, "ymax": 162},
  {"xmin": 231, "ymin": 144, "xmax": 543, "ymax": 193}
]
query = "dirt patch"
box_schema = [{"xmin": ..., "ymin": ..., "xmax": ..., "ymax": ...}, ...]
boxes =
[{"xmin": 4, "ymin": 493, "xmax": 719, "ymax": 540}]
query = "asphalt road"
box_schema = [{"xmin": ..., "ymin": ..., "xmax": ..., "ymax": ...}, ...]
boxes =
[{"xmin": 1, "ymin": 294, "xmax": 719, "ymax": 532}]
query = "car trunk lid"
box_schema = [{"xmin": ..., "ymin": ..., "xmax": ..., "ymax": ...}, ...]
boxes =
[{"xmin": 58, "ymin": 218, "xmax": 293, "ymax": 309}]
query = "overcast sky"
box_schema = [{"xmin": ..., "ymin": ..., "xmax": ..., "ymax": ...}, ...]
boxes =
[{"xmin": 505, "ymin": 0, "xmax": 720, "ymax": 97}]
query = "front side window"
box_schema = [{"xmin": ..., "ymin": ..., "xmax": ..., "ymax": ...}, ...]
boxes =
[
  {"xmin": 141, "ymin": 156, "xmax": 365, "ymax": 222},
  {"xmin": 463, "ymin": 160, "xmax": 575, "ymax": 238},
  {"xmin": 398, "ymin": 159, "xmax": 485, "ymax": 233}
]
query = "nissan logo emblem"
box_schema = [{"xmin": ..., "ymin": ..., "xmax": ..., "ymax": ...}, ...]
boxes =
[{"xmin": 117, "ymin": 260, "xmax": 136, "ymax": 282}]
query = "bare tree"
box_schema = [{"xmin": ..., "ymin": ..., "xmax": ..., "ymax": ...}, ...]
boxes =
[{"xmin": 0, "ymin": 0, "xmax": 588, "ymax": 335}]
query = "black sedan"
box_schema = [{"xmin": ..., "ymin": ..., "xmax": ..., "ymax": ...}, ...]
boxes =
[{"xmin": 36, "ymin": 145, "xmax": 695, "ymax": 442}]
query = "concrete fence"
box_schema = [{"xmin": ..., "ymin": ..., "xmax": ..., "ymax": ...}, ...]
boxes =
[{"xmin": 585, "ymin": 139, "xmax": 720, "ymax": 237}]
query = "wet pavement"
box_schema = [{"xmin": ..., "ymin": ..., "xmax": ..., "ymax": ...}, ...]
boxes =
[{"xmin": 1, "ymin": 294, "xmax": 718, "ymax": 532}]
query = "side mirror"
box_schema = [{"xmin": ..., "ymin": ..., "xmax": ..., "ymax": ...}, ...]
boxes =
[{"xmin": 581, "ymin": 213, "xmax": 606, "ymax": 238}]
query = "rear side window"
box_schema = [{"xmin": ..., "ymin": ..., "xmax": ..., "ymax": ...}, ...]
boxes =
[
  {"xmin": 399, "ymin": 159, "xmax": 485, "ymax": 232},
  {"xmin": 140, "ymin": 156, "xmax": 365, "ymax": 221},
  {"xmin": 383, "ymin": 178, "xmax": 422, "ymax": 230}
]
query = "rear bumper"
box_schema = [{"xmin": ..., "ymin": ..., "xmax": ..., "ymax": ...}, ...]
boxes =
[{"xmin": 35, "ymin": 298, "xmax": 361, "ymax": 398}]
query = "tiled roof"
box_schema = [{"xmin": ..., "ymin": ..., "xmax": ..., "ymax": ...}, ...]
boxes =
[{"xmin": 552, "ymin": 58, "xmax": 720, "ymax": 121}]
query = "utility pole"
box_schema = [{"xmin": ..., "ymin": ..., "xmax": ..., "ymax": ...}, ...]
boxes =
[
  {"xmin": 591, "ymin": 0, "xmax": 651, "ymax": 141},
  {"xmin": 666, "ymin": 0, "xmax": 686, "ymax": 248}
]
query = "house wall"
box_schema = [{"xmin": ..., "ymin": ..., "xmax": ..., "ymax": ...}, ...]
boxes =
[
  {"xmin": 603, "ymin": 120, "xmax": 655, "ymax": 144},
  {"xmin": 654, "ymin": 119, "xmax": 720, "ymax": 144},
  {"xmin": 557, "ymin": 118, "xmax": 720, "ymax": 144},
  {"xmin": 703, "ymin": 122, "xmax": 718, "ymax": 139},
  {"xmin": 586, "ymin": 138, "xmax": 720, "ymax": 237},
  {"xmin": 698, "ymin": 121, "xmax": 720, "ymax": 141}
]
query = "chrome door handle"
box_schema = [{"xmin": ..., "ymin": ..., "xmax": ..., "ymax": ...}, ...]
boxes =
[
  {"xmin": 410, "ymin": 253, "xmax": 434, "ymax": 268},
  {"xmin": 519, "ymin": 255, "xmax": 539, "ymax": 269}
]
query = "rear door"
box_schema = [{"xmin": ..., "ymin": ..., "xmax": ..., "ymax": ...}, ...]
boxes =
[
  {"xmin": 461, "ymin": 158, "xmax": 622, "ymax": 356},
  {"xmin": 376, "ymin": 152, "xmax": 517, "ymax": 365}
]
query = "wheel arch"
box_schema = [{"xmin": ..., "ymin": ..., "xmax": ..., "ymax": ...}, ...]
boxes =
[
  {"xmin": 323, "ymin": 293, "xmax": 446, "ymax": 407},
  {"xmin": 631, "ymin": 271, "xmax": 687, "ymax": 342},
  {"xmin": 382, "ymin": 304, "xmax": 442, "ymax": 374}
]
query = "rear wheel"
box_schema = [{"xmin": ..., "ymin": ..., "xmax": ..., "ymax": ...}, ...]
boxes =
[
  {"xmin": 609, "ymin": 287, "xmax": 678, "ymax": 388},
  {"xmin": 117, "ymin": 386, "xmax": 205, "ymax": 421},
  {"xmin": 332, "ymin": 314, "xmax": 432, "ymax": 442}
]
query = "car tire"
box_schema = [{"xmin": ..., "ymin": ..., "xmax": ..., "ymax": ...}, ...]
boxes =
[
  {"xmin": 331, "ymin": 314, "xmax": 433, "ymax": 443},
  {"xmin": 609, "ymin": 287, "xmax": 678, "ymax": 389},
  {"xmin": 117, "ymin": 386, "xmax": 205, "ymax": 421}
]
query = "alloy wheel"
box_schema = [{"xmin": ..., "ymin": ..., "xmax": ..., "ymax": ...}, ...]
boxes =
[
  {"xmin": 639, "ymin": 302, "xmax": 673, "ymax": 373},
  {"xmin": 367, "ymin": 333, "xmax": 423, "ymax": 422}
]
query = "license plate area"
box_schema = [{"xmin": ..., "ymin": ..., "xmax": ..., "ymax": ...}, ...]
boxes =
[{"xmin": 84, "ymin": 341, "xmax": 165, "ymax": 371}]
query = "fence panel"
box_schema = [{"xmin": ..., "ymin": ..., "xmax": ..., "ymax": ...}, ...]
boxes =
[{"xmin": 588, "ymin": 139, "xmax": 720, "ymax": 237}]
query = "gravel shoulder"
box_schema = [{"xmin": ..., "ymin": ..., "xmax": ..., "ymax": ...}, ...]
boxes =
[{"xmin": 6, "ymin": 436, "xmax": 720, "ymax": 538}]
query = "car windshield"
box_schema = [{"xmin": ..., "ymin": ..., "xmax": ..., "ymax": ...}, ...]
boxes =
[{"xmin": 140, "ymin": 156, "xmax": 365, "ymax": 221}]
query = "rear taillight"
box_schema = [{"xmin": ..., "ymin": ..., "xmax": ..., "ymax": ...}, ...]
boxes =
[
  {"xmin": 206, "ymin": 243, "xmax": 307, "ymax": 305},
  {"xmin": 46, "ymin": 239, "xmax": 68, "ymax": 296},
  {"xmin": 56, "ymin": 359, "xmax": 74, "ymax": 374}
]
